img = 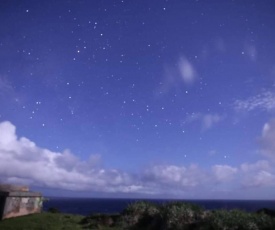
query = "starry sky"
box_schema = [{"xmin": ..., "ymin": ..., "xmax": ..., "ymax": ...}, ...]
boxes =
[{"xmin": 0, "ymin": 0, "xmax": 275, "ymax": 199}]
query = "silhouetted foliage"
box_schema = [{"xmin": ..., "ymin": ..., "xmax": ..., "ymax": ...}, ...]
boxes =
[
  {"xmin": 75, "ymin": 201, "xmax": 275, "ymax": 230},
  {"xmin": 47, "ymin": 207, "xmax": 60, "ymax": 213}
]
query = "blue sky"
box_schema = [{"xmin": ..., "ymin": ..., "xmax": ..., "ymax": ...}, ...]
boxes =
[{"xmin": 0, "ymin": 0, "xmax": 275, "ymax": 199}]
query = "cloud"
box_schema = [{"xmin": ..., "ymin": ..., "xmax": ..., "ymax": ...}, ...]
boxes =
[
  {"xmin": 237, "ymin": 121, "xmax": 275, "ymax": 188},
  {"xmin": 244, "ymin": 44, "xmax": 257, "ymax": 62},
  {"xmin": 184, "ymin": 113, "xmax": 223, "ymax": 131},
  {"xmin": 259, "ymin": 119, "xmax": 275, "ymax": 160},
  {"xmin": 1, "ymin": 121, "xmax": 275, "ymax": 197},
  {"xmin": 178, "ymin": 56, "xmax": 197, "ymax": 85},
  {"xmin": 202, "ymin": 114, "xmax": 223, "ymax": 130},
  {"xmin": 143, "ymin": 164, "xmax": 205, "ymax": 187},
  {"xmin": 240, "ymin": 160, "xmax": 271, "ymax": 173},
  {"xmin": 240, "ymin": 160, "xmax": 275, "ymax": 188},
  {"xmin": 212, "ymin": 165, "xmax": 238, "ymax": 182},
  {"xmin": 0, "ymin": 121, "xmax": 138, "ymax": 193},
  {"xmin": 0, "ymin": 76, "xmax": 13, "ymax": 95},
  {"xmin": 234, "ymin": 91, "xmax": 275, "ymax": 112},
  {"xmin": 157, "ymin": 56, "xmax": 197, "ymax": 95},
  {"xmin": 242, "ymin": 170, "xmax": 275, "ymax": 188},
  {"xmin": 250, "ymin": 171, "xmax": 275, "ymax": 187}
]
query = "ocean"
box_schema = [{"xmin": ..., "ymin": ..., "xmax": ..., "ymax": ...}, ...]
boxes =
[{"xmin": 43, "ymin": 198, "xmax": 275, "ymax": 216}]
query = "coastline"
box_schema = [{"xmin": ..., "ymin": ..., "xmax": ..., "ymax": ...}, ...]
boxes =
[{"xmin": 1, "ymin": 200, "xmax": 275, "ymax": 230}]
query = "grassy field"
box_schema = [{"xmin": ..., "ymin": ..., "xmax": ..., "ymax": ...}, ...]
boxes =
[
  {"xmin": 0, "ymin": 212, "xmax": 85, "ymax": 230},
  {"xmin": 0, "ymin": 212, "xmax": 123, "ymax": 230}
]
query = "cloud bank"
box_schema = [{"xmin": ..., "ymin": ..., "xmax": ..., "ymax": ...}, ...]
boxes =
[
  {"xmin": 0, "ymin": 121, "xmax": 275, "ymax": 198},
  {"xmin": 0, "ymin": 121, "xmax": 135, "ymax": 193}
]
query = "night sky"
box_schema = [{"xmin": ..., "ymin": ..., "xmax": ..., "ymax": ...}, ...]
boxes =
[{"xmin": 0, "ymin": 0, "xmax": 275, "ymax": 199}]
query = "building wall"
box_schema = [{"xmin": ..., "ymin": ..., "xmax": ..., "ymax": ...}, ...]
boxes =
[{"xmin": 1, "ymin": 196, "xmax": 43, "ymax": 219}]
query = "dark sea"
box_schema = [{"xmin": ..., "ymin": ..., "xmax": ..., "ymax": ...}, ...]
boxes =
[{"xmin": 43, "ymin": 198, "xmax": 275, "ymax": 216}]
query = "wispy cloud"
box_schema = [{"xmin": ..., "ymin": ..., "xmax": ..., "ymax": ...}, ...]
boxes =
[
  {"xmin": 157, "ymin": 55, "xmax": 197, "ymax": 95},
  {"xmin": 184, "ymin": 113, "xmax": 223, "ymax": 131},
  {"xmin": 244, "ymin": 43, "xmax": 257, "ymax": 62},
  {"xmin": 202, "ymin": 114, "xmax": 223, "ymax": 130},
  {"xmin": 234, "ymin": 91, "xmax": 275, "ymax": 112},
  {"xmin": 259, "ymin": 119, "xmax": 275, "ymax": 160},
  {"xmin": 0, "ymin": 76, "xmax": 13, "ymax": 95},
  {"xmin": 178, "ymin": 56, "xmax": 197, "ymax": 85}
]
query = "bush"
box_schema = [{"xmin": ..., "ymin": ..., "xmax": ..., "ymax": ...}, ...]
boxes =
[
  {"xmin": 47, "ymin": 207, "xmax": 60, "ymax": 213},
  {"xmin": 80, "ymin": 213, "xmax": 121, "ymax": 229},
  {"xmin": 121, "ymin": 201, "xmax": 159, "ymax": 228},
  {"xmin": 114, "ymin": 201, "xmax": 275, "ymax": 230},
  {"xmin": 120, "ymin": 201, "xmax": 206, "ymax": 230},
  {"xmin": 203, "ymin": 209, "xmax": 275, "ymax": 230},
  {"xmin": 160, "ymin": 202, "xmax": 205, "ymax": 230},
  {"xmin": 257, "ymin": 208, "xmax": 275, "ymax": 218}
]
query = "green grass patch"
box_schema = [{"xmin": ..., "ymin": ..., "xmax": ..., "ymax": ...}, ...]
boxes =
[{"xmin": 0, "ymin": 212, "xmax": 84, "ymax": 230}]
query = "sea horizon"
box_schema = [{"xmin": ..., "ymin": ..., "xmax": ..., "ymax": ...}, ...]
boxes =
[
  {"xmin": 43, "ymin": 197, "xmax": 275, "ymax": 216},
  {"xmin": 45, "ymin": 196, "xmax": 275, "ymax": 201}
]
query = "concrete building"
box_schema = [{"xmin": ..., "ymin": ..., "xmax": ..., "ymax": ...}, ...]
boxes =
[{"xmin": 0, "ymin": 184, "xmax": 43, "ymax": 220}]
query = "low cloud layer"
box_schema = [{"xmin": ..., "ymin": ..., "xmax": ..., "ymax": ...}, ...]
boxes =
[
  {"xmin": 212, "ymin": 165, "xmax": 238, "ymax": 182},
  {"xmin": 0, "ymin": 121, "xmax": 135, "ymax": 193},
  {"xmin": 0, "ymin": 121, "xmax": 275, "ymax": 198}
]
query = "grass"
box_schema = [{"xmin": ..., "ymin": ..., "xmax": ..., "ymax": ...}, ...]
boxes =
[{"xmin": 0, "ymin": 212, "xmax": 85, "ymax": 230}]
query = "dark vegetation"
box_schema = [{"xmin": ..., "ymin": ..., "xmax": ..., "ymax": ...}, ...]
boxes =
[{"xmin": 0, "ymin": 201, "xmax": 275, "ymax": 229}]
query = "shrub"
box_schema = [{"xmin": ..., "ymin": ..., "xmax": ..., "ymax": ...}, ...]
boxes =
[
  {"xmin": 119, "ymin": 201, "xmax": 275, "ymax": 230},
  {"xmin": 121, "ymin": 201, "xmax": 159, "ymax": 228},
  {"xmin": 80, "ymin": 213, "xmax": 121, "ymax": 229},
  {"xmin": 160, "ymin": 202, "xmax": 205, "ymax": 230},
  {"xmin": 203, "ymin": 209, "xmax": 275, "ymax": 230},
  {"xmin": 47, "ymin": 207, "xmax": 60, "ymax": 213}
]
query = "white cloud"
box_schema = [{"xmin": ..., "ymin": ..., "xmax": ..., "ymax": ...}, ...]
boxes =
[
  {"xmin": 241, "ymin": 160, "xmax": 271, "ymax": 173},
  {"xmin": 178, "ymin": 56, "xmax": 197, "ymax": 85},
  {"xmin": 237, "ymin": 121, "xmax": 275, "ymax": 188},
  {"xmin": 212, "ymin": 165, "xmax": 238, "ymax": 182},
  {"xmin": 234, "ymin": 91, "xmax": 275, "ymax": 112},
  {"xmin": 143, "ymin": 164, "xmax": 204, "ymax": 188},
  {"xmin": 260, "ymin": 119, "xmax": 275, "ymax": 160},
  {"xmin": 0, "ymin": 121, "xmax": 138, "ymax": 193},
  {"xmin": 240, "ymin": 160, "xmax": 275, "ymax": 188},
  {"xmin": 250, "ymin": 171, "xmax": 275, "ymax": 187},
  {"xmin": 1, "ymin": 121, "xmax": 275, "ymax": 197}
]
